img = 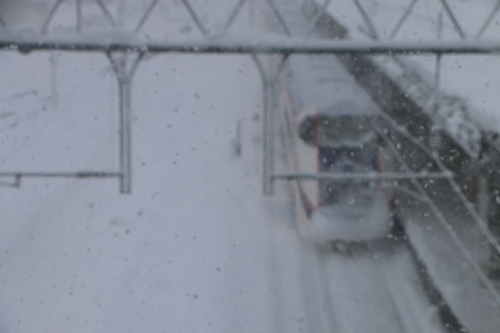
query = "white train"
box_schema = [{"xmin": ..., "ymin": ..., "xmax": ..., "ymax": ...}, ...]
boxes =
[{"xmin": 278, "ymin": 54, "xmax": 396, "ymax": 248}]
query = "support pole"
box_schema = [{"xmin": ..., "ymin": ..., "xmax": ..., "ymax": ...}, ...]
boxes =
[
  {"xmin": 252, "ymin": 55, "xmax": 274, "ymax": 195},
  {"xmin": 107, "ymin": 52, "xmax": 143, "ymax": 194},
  {"xmin": 76, "ymin": 0, "xmax": 82, "ymax": 32},
  {"xmin": 118, "ymin": 70, "xmax": 132, "ymax": 194}
]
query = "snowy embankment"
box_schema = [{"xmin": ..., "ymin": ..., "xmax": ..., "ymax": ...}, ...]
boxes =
[
  {"xmin": 313, "ymin": 0, "xmax": 500, "ymax": 157},
  {"xmin": 0, "ymin": 41, "xmax": 325, "ymax": 333},
  {"xmin": 0, "ymin": 1, "xmax": 317, "ymax": 332}
]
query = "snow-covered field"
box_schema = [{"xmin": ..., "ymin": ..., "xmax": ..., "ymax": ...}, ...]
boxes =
[
  {"xmin": 1, "ymin": 0, "xmax": 496, "ymax": 332},
  {"xmin": 0, "ymin": 49, "xmax": 299, "ymax": 332},
  {"xmin": 0, "ymin": 2, "xmax": 313, "ymax": 332}
]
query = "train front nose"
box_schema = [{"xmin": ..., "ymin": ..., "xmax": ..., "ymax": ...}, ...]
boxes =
[
  {"xmin": 310, "ymin": 146, "xmax": 390, "ymax": 243},
  {"xmin": 319, "ymin": 147, "xmax": 377, "ymax": 212}
]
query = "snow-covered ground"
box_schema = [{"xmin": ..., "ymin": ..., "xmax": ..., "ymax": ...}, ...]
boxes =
[
  {"xmin": 0, "ymin": 0, "xmax": 486, "ymax": 332},
  {"xmin": 0, "ymin": 2, "xmax": 313, "ymax": 332}
]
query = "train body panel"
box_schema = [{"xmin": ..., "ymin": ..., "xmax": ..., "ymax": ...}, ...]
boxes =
[{"xmin": 278, "ymin": 54, "xmax": 394, "ymax": 244}]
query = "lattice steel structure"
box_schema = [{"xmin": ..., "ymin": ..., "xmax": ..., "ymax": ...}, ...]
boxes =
[{"xmin": 1, "ymin": 0, "xmax": 500, "ymax": 193}]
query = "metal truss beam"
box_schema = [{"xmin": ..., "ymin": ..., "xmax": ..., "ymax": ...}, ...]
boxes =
[
  {"xmin": 0, "ymin": 172, "xmax": 120, "ymax": 188},
  {"xmin": 0, "ymin": 171, "xmax": 120, "ymax": 178},
  {"xmin": 4, "ymin": 35, "xmax": 500, "ymax": 55},
  {"xmin": 273, "ymin": 172, "xmax": 453, "ymax": 181}
]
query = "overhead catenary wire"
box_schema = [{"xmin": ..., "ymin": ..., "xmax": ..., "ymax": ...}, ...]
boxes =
[
  {"xmin": 373, "ymin": 118, "xmax": 500, "ymax": 308},
  {"xmin": 376, "ymin": 109, "xmax": 500, "ymax": 257}
]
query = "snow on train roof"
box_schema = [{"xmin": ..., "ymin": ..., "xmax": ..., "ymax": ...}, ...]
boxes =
[{"xmin": 286, "ymin": 54, "xmax": 374, "ymax": 119}]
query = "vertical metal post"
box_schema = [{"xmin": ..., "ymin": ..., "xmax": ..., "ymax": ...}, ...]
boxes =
[
  {"xmin": 262, "ymin": 80, "xmax": 273, "ymax": 195},
  {"xmin": 266, "ymin": 81, "xmax": 276, "ymax": 195},
  {"xmin": 252, "ymin": 55, "xmax": 274, "ymax": 195},
  {"xmin": 117, "ymin": 66, "xmax": 132, "ymax": 194},
  {"xmin": 76, "ymin": 0, "xmax": 82, "ymax": 32},
  {"xmin": 50, "ymin": 53, "xmax": 58, "ymax": 110},
  {"xmin": 107, "ymin": 53, "xmax": 143, "ymax": 194}
]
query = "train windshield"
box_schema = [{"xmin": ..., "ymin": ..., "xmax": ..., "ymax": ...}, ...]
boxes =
[
  {"xmin": 297, "ymin": 114, "xmax": 378, "ymax": 207},
  {"xmin": 319, "ymin": 147, "xmax": 377, "ymax": 207},
  {"xmin": 298, "ymin": 115, "xmax": 374, "ymax": 149}
]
